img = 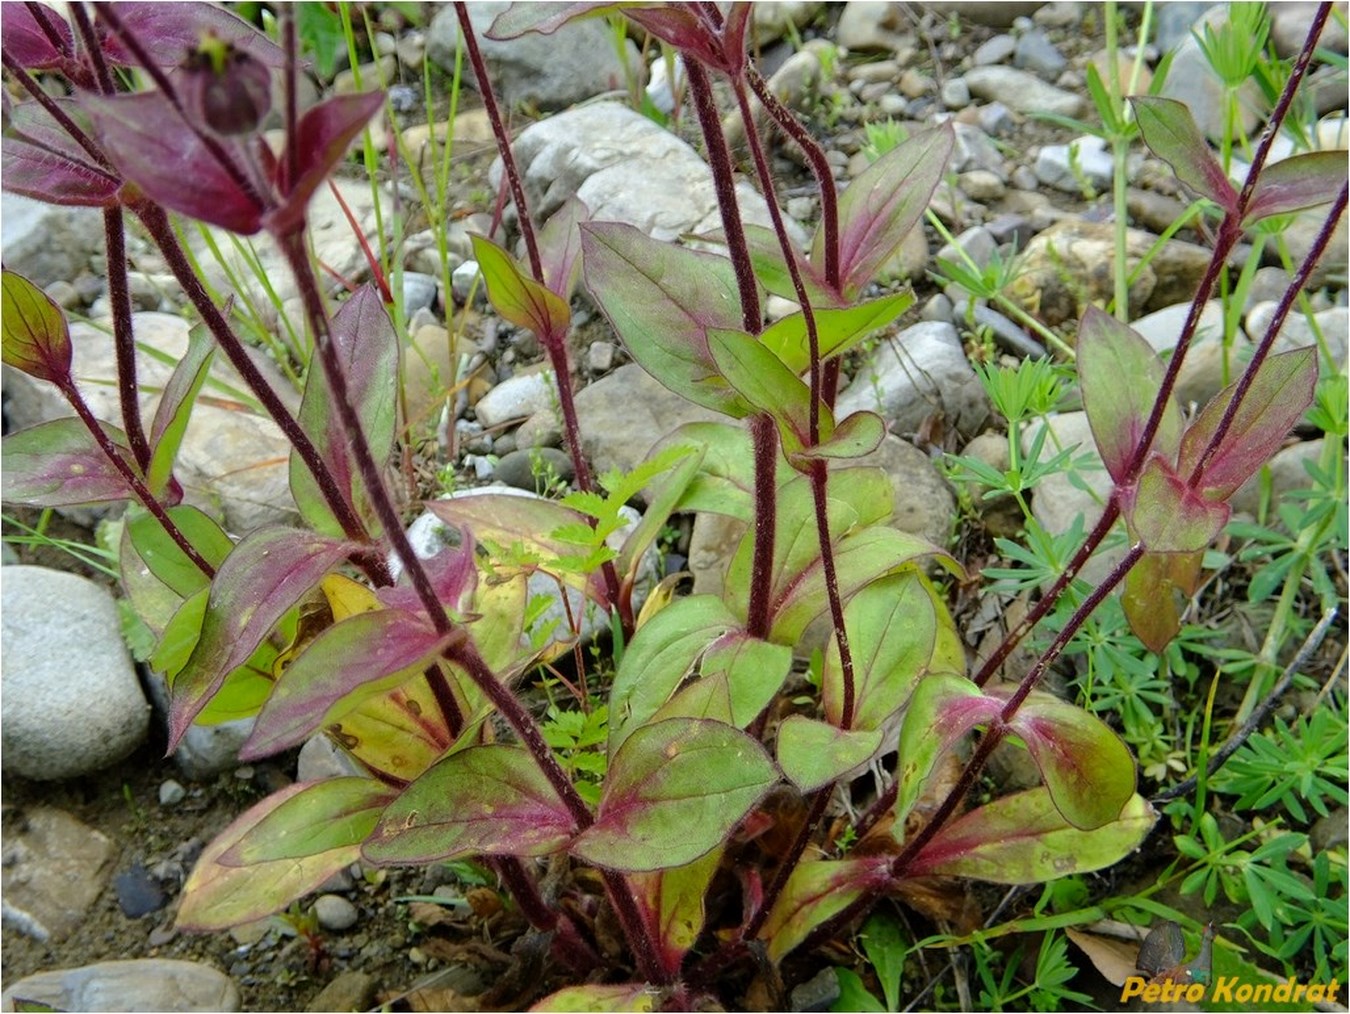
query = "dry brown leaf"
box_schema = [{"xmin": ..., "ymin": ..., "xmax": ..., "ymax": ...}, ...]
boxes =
[{"xmin": 1065, "ymin": 926, "xmax": 1143, "ymax": 986}]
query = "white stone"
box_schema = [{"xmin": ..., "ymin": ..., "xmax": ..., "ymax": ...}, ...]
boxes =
[
  {"xmin": 1245, "ymin": 303, "xmax": 1348, "ymax": 369},
  {"xmin": 964, "ymin": 65, "xmax": 1085, "ymax": 118},
  {"xmin": 1130, "ymin": 300, "xmax": 1249, "ymax": 409},
  {"xmin": 475, "ymin": 371, "xmax": 557, "ymax": 428},
  {"xmin": 1, "ymin": 959, "xmax": 240, "ymax": 1012},
  {"xmin": 1034, "ymin": 135, "xmax": 1115, "ymax": 193},
  {"xmin": 313, "ymin": 894, "xmax": 359, "ymax": 931},
  {"xmin": 2, "ymin": 567, "xmax": 149, "ymax": 781},
  {"xmin": 835, "ymin": 321, "xmax": 989, "ymax": 439}
]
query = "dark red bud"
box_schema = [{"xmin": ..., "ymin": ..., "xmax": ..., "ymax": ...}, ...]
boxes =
[{"xmin": 181, "ymin": 35, "xmax": 272, "ymax": 137}]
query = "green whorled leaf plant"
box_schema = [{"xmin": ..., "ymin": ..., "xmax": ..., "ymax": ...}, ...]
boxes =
[{"xmin": 0, "ymin": 1, "xmax": 1343, "ymax": 1009}]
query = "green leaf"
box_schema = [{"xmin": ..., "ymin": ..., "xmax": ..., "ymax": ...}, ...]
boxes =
[
  {"xmin": 651, "ymin": 633, "xmax": 793, "ymax": 730},
  {"xmin": 1122, "ymin": 550, "xmax": 1203, "ymax": 653},
  {"xmin": 1130, "ymin": 97, "xmax": 1238, "ymax": 212},
  {"xmin": 221, "ymin": 776, "xmax": 392, "ymax": 864},
  {"xmin": 760, "ymin": 292, "xmax": 914, "ymax": 375},
  {"xmin": 824, "ymin": 124, "xmax": 954, "ymax": 296},
  {"xmin": 861, "ymin": 911, "xmax": 906, "ymax": 1013},
  {"xmin": 790, "ymin": 411, "xmax": 886, "ymax": 468},
  {"xmin": 615, "ymin": 443, "xmax": 705, "ymax": 585},
  {"xmin": 823, "ymin": 571, "xmax": 943, "ymax": 732},
  {"xmin": 607, "ymin": 595, "xmax": 740, "ymax": 752},
  {"xmin": 126, "ymin": 504, "xmax": 233, "ymax": 598},
  {"xmin": 537, "ymin": 195, "xmax": 590, "ymax": 302},
  {"xmin": 290, "ymin": 284, "xmax": 399, "ymax": 537},
  {"xmin": 1176, "ymin": 348, "xmax": 1317, "ymax": 499},
  {"xmin": 629, "ymin": 847, "xmax": 723, "ymax": 977},
  {"xmin": 472, "ymin": 233, "xmax": 572, "ymax": 340},
  {"xmin": 758, "ymin": 857, "xmax": 894, "ymax": 963},
  {"xmin": 1004, "ymin": 693, "xmax": 1137, "ymax": 830},
  {"xmin": 1076, "ymin": 306, "xmax": 1182, "ymax": 484},
  {"xmin": 833, "ymin": 969, "xmax": 887, "ymax": 1013},
  {"xmin": 169, "ymin": 528, "xmax": 355, "ymax": 749},
  {"xmin": 1, "ymin": 268, "xmax": 72, "ymax": 384},
  {"xmin": 241, "ymin": 609, "xmax": 457, "ymax": 759},
  {"xmin": 896, "ymin": 673, "xmax": 1002, "ymax": 829},
  {"xmin": 177, "ymin": 783, "xmax": 367, "ymax": 931},
  {"xmin": 1244, "ymin": 150, "xmax": 1348, "ymax": 225},
  {"xmin": 581, "ymin": 222, "xmax": 755, "ymax": 415},
  {"xmin": 365, "ymin": 744, "xmax": 578, "ymax": 864},
  {"xmin": 908, "ymin": 789, "xmax": 1156, "ymax": 883},
  {"xmin": 146, "ymin": 319, "xmax": 215, "ymax": 498},
  {"xmin": 0, "ymin": 417, "xmax": 134, "ymax": 507},
  {"xmin": 572, "ymin": 718, "xmax": 776, "ymax": 872},
  {"xmin": 706, "ymin": 326, "xmax": 821, "ymax": 449},
  {"xmin": 733, "ymin": 222, "xmax": 842, "ymax": 306},
  {"xmin": 529, "ymin": 984, "xmax": 656, "ymax": 1013},
  {"xmin": 776, "ymin": 716, "xmax": 883, "ymax": 792}
]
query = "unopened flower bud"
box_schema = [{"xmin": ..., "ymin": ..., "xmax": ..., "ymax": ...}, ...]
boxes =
[{"xmin": 181, "ymin": 33, "xmax": 272, "ymax": 137}]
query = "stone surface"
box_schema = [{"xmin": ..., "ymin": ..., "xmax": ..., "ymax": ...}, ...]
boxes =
[
  {"xmin": 1129, "ymin": 300, "xmax": 1248, "ymax": 409},
  {"xmin": 1230, "ymin": 439, "xmax": 1326, "ymax": 518},
  {"xmin": 0, "ymin": 193, "xmax": 105, "ymax": 289},
  {"xmin": 2, "ymin": 311, "xmax": 296, "ymax": 532},
  {"xmin": 1034, "ymin": 135, "xmax": 1114, "ymax": 193},
  {"xmin": 144, "ymin": 672, "xmax": 255, "ymax": 780},
  {"xmin": 475, "ymin": 370, "xmax": 557, "ymax": 428},
  {"xmin": 1270, "ymin": 1, "xmax": 1349, "ymax": 58},
  {"xmin": 940, "ymin": 76, "xmax": 971, "ymax": 109},
  {"xmin": 1245, "ymin": 303, "xmax": 1348, "ymax": 370},
  {"xmin": 1, "ymin": 808, "xmax": 116, "ymax": 943},
  {"xmin": 1, "ymin": 959, "xmax": 240, "ymax": 1012},
  {"xmin": 493, "ymin": 447, "xmax": 575, "ymax": 492},
  {"xmin": 520, "ymin": 364, "xmax": 724, "ymax": 484},
  {"xmin": 1282, "ymin": 209, "xmax": 1349, "ymax": 290},
  {"xmin": 402, "ymin": 272, "xmax": 439, "ymax": 315},
  {"xmin": 494, "ymin": 103, "xmax": 804, "ymax": 245},
  {"xmin": 835, "ymin": 321, "xmax": 989, "ymax": 439},
  {"xmin": 751, "ymin": 1, "xmax": 824, "ymax": 44},
  {"xmin": 935, "ymin": 226, "xmax": 997, "ymax": 272},
  {"xmin": 925, "ymin": 2, "xmax": 1042, "ymax": 28},
  {"xmin": 835, "ymin": 2, "xmax": 910, "ymax": 51},
  {"xmin": 724, "ymin": 43, "xmax": 829, "ymax": 148},
  {"xmin": 404, "ymin": 324, "xmax": 479, "ymax": 431},
  {"xmin": 1023, "ymin": 412, "xmax": 1122, "ymax": 586},
  {"xmin": 427, "ymin": 2, "xmax": 638, "ymax": 111},
  {"xmin": 964, "ymin": 65, "xmax": 1085, "ymax": 118},
  {"xmin": 1007, "ymin": 219, "xmax": 1211, "ymax": 327},
  {"xmin": 306, "ymin": 970, "xmax": 378, "ymax": 1013},
  {"xmin": 313, "ymin": 894, "xmax": 359, "ymax": 932},
  {"xmin": 972, "ymin": 34, "xmax": 1016, "ymax": 66},
  {"xmin": 193, "ymin": 178, "xmax": 383, "ymax": 311},
  {"xmin": 1013, "ymin": 29, "xmax": 1067, "ymax": 80},
  {"xmin": 1158, "ymin": 7, "xmax": 1266, "ymax": 142},
  {"xmin": 2, "ymin": 567, "xmax": 149, "ymax": 781}
]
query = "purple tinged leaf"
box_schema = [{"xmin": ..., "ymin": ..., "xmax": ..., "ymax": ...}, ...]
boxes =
[
  {"xmin": 572, "ymin": 718, "xmax": 777, "ymax": 872},
  {"xmin": 581, "ymin": 222, "xmax": 753, "ymax": 416},
  {"xmin": 2, "ymin": 97, "xmax": 122, "ymax": 207},
  {"xmin": 1176, "ymin": 348, "xmax": 1318, "ymax": 499},
  {"xmin": 126, "ymin": 505, "xmax": 233, "ymax": 599},
  {"xmin": 538, "ymin": 197, "xmax": 590, "ymax": 302},
  {"xmin": 896, "ymin": 674, "xmax": 1002, "ymax": 829},
  {"xmin": 789, "ymin": 410, "xmax": 887, "ymax": 468},
  {"xmin": 758, "ymin": 857, "xmax": 894, "ymax": 964},
  {"xmin": 147, "ymin": 321, "xmax": 215, "ymax": 499},
  {"xmin": 909, "ymin": 789, "xmax": 1156, "ymax": 884},
  {"xmin": 725, "ymin": 223, "xmax": 841, "ymax": 308},
  {"xmin": 1130, "ymin": 97, "xmax": 1238, "ymax": 213},
  {"xmin": 220, "ymin": 777, "xmax": 393, "ymax": 865},
  {"xmin": 364, "ymin": 745, "xmax": 578, "ymax": 864},
  {"xmin": 1077, "ymin": 306, "xmax": 1183, "ymax": 484},
  {"xmin": 651, "ymin": 632, "xmax": 792, "ymax": 731},
  {"xmin": 776, "ymin": 717, "xmax": 884, "ymax": 792},
  {"xmin": 290, "ymin": 284, "xmax": 398, "ymax": 537},
  {"xmin": 0, "ymin": 418, "xmax": 134, "ymax": 506},
  {"xmin": 100, "ymin": 3, "xmax": 286, "ymax": 68},
  {"xmin": 471, "ymin": 234, "xmax": 571, "ymax": 342},
  {"xmin": 241, "ymin": 610, "xmax": 456, "ymax": 760},
  {"xmin": 84, "ymin": 91, "xmax": 264, "ymax": 233},
  {"xmin": 1122, "ymin": 550, "xmax": 1203, "ymax": 653},
  {"xmin": 426, "ymin": 492, "xmax": 596, "ymax": 564},
  {"xmin": 487, "ymin": 2, "xmax": 624, "ymax": 39},
  {"xmin": 169, "ymin": 528, "xmax": 356, "ymax": 750},
  {"xmin": 2, "ymin": 4, "xmax": 75, "ymax": 69},
  {"xmin": 1244, "ymin": 151, "xmax": 1349, "ymax": 225},
  {"xmin": 2, "ymin": 269, "xmax": 73, "ymax": 384},
  {"xmin": 822, "ymin": 124, "xmax": 954, "ymax": 297},
  {"xmin": 270, "ymin": 92, "xmax": 383, "ymax": 235},
  {"xmin": 1002, "ymin": 692, "xmax": 1137, "ymax": 830},
  {"xmin": 377, "ymin": 531, "xmax": 478, "ymax": 616},
  {"xmin": 629, "ymin": 848, "xmax": 724, "ymax": 980},
  {"xmin": 176, "ymin": 783, "xmax": 366, "ymax": 931},
  {"xmin": 621, "ymin": 8, "xmax": 722, "ymax": 67},
  {"xmin": 1122, "ymin": 455, "xmax": 1230, "ymax": 553}
]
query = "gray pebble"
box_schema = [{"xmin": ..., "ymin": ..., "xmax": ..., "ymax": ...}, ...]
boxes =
[
  {"xmin": 451, "ymin": 260, "xmax": 483, "ymax": 304},
  {"xmin": 976, "ymin": 101, "xmax": 1015, "ymax": 137},
  {"xmin": 587, "ymin": 341, "xmax": 617, "ymax": 374},
  {"xmin": 972, "ymin": 34, "xmax": 1016, "ymax": 66},
  {"xmin": 402, "ymin": 272, "xmax": 438, "ymax": 314},
  {"xmin": 878, "ymin": 93, "xmax": 908, "ymax": 117},
  {"xmin": 44, "ymin": 279, "xmax": 80, "ymax": 309},
  {"xmin": 494, "ymin": 447, "xmax": 575, "ymax": 492},
  {"xmin": 940, "ymin": 77, "xmax": 971, "ymax": 109},
  {"xmin": 158, "ymin": 780, "xmax": 186, "ymax": 807},
  {"xmin": 314, "ymin": 894, "xmax": 359, "ymax": 932},
  {"xmin": 786, "ymin": 196, "xmax": 815, "ymax": 221},
  {"xmin": 921, "ymin": 293, "xmax": 954, "ymax": 322},
  {"xmin": 492, "ymin": 433, "xmax": 517, "ymax": 455},
  {"xmin": 1010, "ymin": 165, "xmax": 1039, "ymax": 191}
]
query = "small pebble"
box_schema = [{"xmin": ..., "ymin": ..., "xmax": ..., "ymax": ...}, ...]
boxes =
[
  {"xmin": 234, "ymin": 765, "xmax": 254, "ymax": 781},
  {"xmin": 587, "ymin": 341, "xmax": 617, "ymax": 373},
  {"xmin": 1010, "ymin": 165, "xmax": 1039, "ymax": 191},
  {"xmin": 921, "ymin": 293, "xmax": 954, "ymax": 322},
  {"xmin": 158, "ymin": 780, "xmax": 186, "ymax": 807},
  {"xmin": 451, "ymin": 260, "xmax": 483, "ymax": 304},
  {"xmin": 388, "ymin": 83, "xmax": 420, "ymax": 114},
  {"xmin": 314, "ymin": 894, "xmax": 359, "ymax": 932},
  {"xmin": 463, "ymin": 454, "xmax": 495, "ymax": 481},
  {"xmin": 973, "ymin": 35, "xmax": 1016, "ymax": 66},
  {"xmin": 940, "ymin": 77, "xmax": 970, "ymax": 109},
  {"xmin": 786, "ymin": 196, "xmax": 815, "ymax": 221},
  {"xmin": 878, "ymin": 94, "xmax": 907, "ymax": 116}
]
